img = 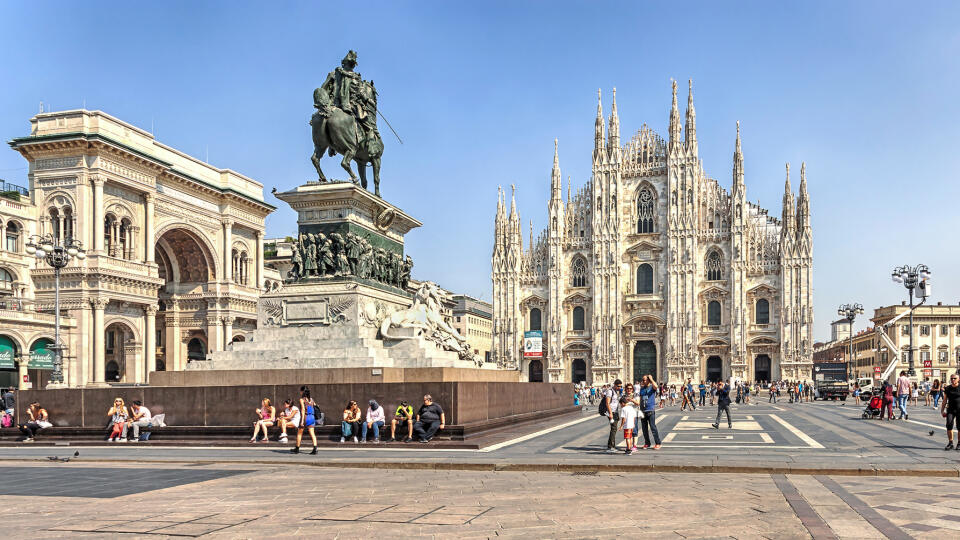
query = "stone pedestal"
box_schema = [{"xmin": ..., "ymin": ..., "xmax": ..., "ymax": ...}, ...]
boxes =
[{"xmin": 191, "ymin": 182, "xmax": 494, "ymax": 372}]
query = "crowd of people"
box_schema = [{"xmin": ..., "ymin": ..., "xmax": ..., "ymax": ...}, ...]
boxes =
[
  {"xmin": 579, "ymin": 378, "xmax": 815, "ymax": 411},
  {"xmin": 248, "ymin": 391, "xmax": 446, "ymax": 452}
]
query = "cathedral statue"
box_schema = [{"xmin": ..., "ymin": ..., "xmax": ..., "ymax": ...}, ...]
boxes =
[{"xmin": 311, "ymin": 50, "xmax": 385, "ymax": 197}]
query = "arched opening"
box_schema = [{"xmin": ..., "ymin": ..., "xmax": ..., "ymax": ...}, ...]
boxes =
[
  {"xmin": 529, "ymin": 308, "xmax": 542, "ymax": 331},
  {"xmin": 571, "ymin": 257, "xmax": 587, "ymax": 288},
  {"xmin": 49, "ymin": 208, "xmax": 61, "ymax": 242},
  {"xmin": 155, "ymin": 228, "xmax": 214, "ymax": 293},
  {"xmin": 636, "ymin": 187, "xmax": 655, "ymax": 233},
  {"xmin": 707, "ymin": 301, "xmax": 721, "ymax": 326},
  {"xmin": 187, "ymin": 338, "xmax": 206, "ymax": 362},
  {"xmin": 232, "ymin": 335, "xmax": 245, "ymax": 343},
  {"xmin": 105, "ymin": 322, "xmax": 135, "ymax": 383},
  {"xmin": 572, "ymin": 358, "xmax": 587, "ymax": 384},
  {"xmin": 636, "ymin": 264, "xmax": 653, "ymax": 294},
  {"xmin": 707, "ymin": 356, "xmax": 723, "ymax": 382},
  {"xmin": 706, "ymin": 250, "xmax": 723, "ymax": 281},
  {"xmin": 756, "ymin": 299, "xmax": 770, "ymax": 324},
  {"xmin": 0, "ymin": 267, "xmax": 14, "ymax": 296},
  {"xmin": 104, "ymin": 214, "xmax": 117, "ymax": 256},
  {"xmin": 528, "ymin": 359, "xmax": 543, "ymax": 383},
  {"xmin": 120, "ymin": 217, "xmax": 132, "ymax": 259},
  {"xmin": 0, "ymin": 335, "xmax": 19, "ymax": 389},
  {"xmin": 633, "ymin": 340, "xmax": 657, "ymax": 383},
  {"xmin": 754, "ymin": 354, "xmax": 771, "ymax": 383},
  {"xmin": 572, "ymin": 306, "xmax": 585, "ymax": 331}
]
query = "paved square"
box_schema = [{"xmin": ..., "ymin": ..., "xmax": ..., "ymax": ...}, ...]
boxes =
[{"xmin": 0, "ymin": 466, "xmax": 253, "ymax": 498}]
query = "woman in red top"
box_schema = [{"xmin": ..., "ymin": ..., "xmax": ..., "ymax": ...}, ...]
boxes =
[{"xmin": 880, "ymin": 381, "xmax": 896, "ymax": 421}]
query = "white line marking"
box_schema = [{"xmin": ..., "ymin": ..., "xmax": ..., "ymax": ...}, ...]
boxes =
[
  {"xmin": 479, "ymin": 414, "xmax": 596, "ymax": 452},
  {"xmin": 770, "ymin": 414, "xmax": 824, "ymax": 449},
  {"xmin": 759, "ymin": 432, "xmax": 774, "ymax": 443},
  {"xmin": 906, "ymin": 419, "xmax": 947, "ymax": 430},
  {"xmin": 681, "ymin": 416, "xmax": 689, "ymax": 421},
  {"xmin": 745, "ymin": 415, "xmax": 754, "ymax": 420},
  {"xmin": 663, "ymin": 432, "xmax": 676, "ymax": 443},
  {"xmin": 702, "ymin": 435, "xmax": 733, "ymax": 440}
]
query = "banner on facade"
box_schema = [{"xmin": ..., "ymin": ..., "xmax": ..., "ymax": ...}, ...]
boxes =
[
  {"xmin": 923, "ymin": 369, "xmax": 932, "ymax": 377},
  {"xmin": 523, "ymin": 331, "xmax": 542, "ymax": 358},
  {"xmin": 29, "ymin": 339, "xmax": 54, "ymax": 369},
  {"xmin": 0, "ymin": 336, "xmax": 15, "ymax": 369}
]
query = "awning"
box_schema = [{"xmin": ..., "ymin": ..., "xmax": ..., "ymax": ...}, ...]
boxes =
[
  {"xmin": 0, "ymin": 335, "xmax": 16, "ymax": 369},
  {"xmin": 29, "ymin": 338, "xmax": 54, "ymax": 369}
]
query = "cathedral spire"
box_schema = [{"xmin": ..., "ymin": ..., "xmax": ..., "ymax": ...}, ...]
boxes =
[
  {"xmin": 551, "ymin": 138, "xmax": 562, "ymax": 199},
  {"xmin": 797, "ymin": 161, "xmax": 810, "ymax": 232},
  {"xmin": 684, "ymin": 79, "xmax": 697, "ymax": 154},
  {"xmin": 567, "ymin": 175, "xmax": 571, "ymax": 204},
  {"xmin": 669, "ymin": 79, "xmax": 681, "ymax": 150},
  {"xmin": 509, "ymin": 183, "xmax": 517, "ymax": 221},
  {"xmin": 782, "ymin": 163, "xmax": 795, "ymax": 230},
  {"xmin": 594, "ymin": 88, "xmax": 606, "ymax": 162},
  {"xmin": 733, "ymin": 121, "xmax": 744, "ymax": 192},
  {"xmin": 608, "ymin": 87, "xmax": 620, "ymax": 150}
]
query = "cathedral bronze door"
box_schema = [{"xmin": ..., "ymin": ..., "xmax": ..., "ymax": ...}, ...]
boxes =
[
  {"xmin": 707, "ymin": 356, "xmax": 723, "ymax": 382},
  {"xmin": 572, "ymin": 358, "xmax": 587, "ymax": 384},
  {"xmin": 754, "ymin": 354, "xmax": 771, "ymax": 383},
  {"xmin": 633, "ymin": 341, "xmax": 656, "ymax": 383},
  {"xmin": 528, "ymin": 360, "xmax": 543, "ymax": 382}
]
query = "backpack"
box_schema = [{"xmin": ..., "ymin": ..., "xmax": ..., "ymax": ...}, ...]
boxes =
[{"xmin": 598, "ymin": 397, "xmax": 608, "ymax": 416}]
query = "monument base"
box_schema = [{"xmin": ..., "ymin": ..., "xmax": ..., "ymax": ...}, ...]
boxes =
[{"xmin": 194, "ymin": 279, "xmax": 492, "ymax": 371}]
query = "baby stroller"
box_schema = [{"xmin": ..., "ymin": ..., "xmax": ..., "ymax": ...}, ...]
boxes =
[{"xmin": 861, "ymin": 395, "xmax": 882, "ymax": 419}]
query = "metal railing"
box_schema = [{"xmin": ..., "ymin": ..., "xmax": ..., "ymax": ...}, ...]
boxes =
[{"xmin": 0, "ymin": 179, "xmax": 29, "ymax": 196}]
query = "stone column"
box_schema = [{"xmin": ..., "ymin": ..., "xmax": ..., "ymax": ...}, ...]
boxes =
[
  {"xmin": 17, "ymin": 355, "xmax": 28, "ymax": 391},
  {"xmin": 93, "ymin": 177, "xmax": 105, "ymax": 252},
  {"xmin": 222, "ymin": 219, "xmax": 233, "ymax": 282},
  {"xmin": 144, "ymin": 193, "xmax": 155, "ymax": 263},
  {"xmin": 91, "ymin": 297, "xmax": 108, "ymax": 384},
  {"xmin": 255, "ymin": 231, "xmax": 264, "ymax": 290},
  {"xmin": 207, "ymin": 305, "xmax": 223, "ymax": 353},
  {"xmin": 165, "ymin": 299, "xmax": 181, "ymax": 371},
  {"xmin": 223, "ymin": 316, "xmax": 234, "ymax": 348},
  {"xmin": 144, "ymin": 304, "xmax": 158, "ymax": 379}
]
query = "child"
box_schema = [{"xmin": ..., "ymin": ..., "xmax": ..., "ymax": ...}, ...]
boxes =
[{"xmin": 618, "ymin": 397, "xmax": 636, "ymax": 455}]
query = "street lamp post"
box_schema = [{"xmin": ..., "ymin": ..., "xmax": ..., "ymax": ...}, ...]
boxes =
[
  {"xmin": 25, "ymin": 234, "xmax": 85, "ymax": 387},
  {"xmin": 837, "ymin": 303, "xmax": 864, "ymax": 382},
  {"xmin": 891, "ymin": 264, "xmax": 931, "ymax": 377}
]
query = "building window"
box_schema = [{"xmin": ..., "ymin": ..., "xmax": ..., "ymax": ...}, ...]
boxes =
[
  {"xmin": 636, "ymin": 187, "xmax": 655, "ymax": 233},
  {"xmin": 636, "ymin": 264, "xmax": 653, "ymax": 294},
  {"xmin": 920, "ymin": 325, "xmax": 930, "ymax": 336},
  {"xmin": 571, "ymin": 257, "xmax": 587, "ymax": 288},
  {"xmin": 5, "ymin": 222, "xmax": 20, "ymax": 252},
  {"xmin": 529, "ymin": 308, "xmax": 541, "ymax": 331},
  {"xmin": 0, "ymin": 267, "xmax": 13, "ymax": 291},
  {"xmin": 941, "ymin": 325, "xmax": 949, "ymax": 336},
  {"xmin": 901, "ymin": 325, "xmax": 909, "ymax": 336},
  {"xmin": 755, "ymin": 298, "xmax": 770, "ymax": 325},
  {"xmin": 705, "ymin": 250, "xmax": 722, "ymax": 281},
  {"xmin": 920, "ymin": 350, "xmax": 930, "ymax": 364},
  {"xmin": 707, "ymin": 300, "xmax": 721, "ymax": 326},
  {"xmin": 939, "ymin": 350, "xmax": 948, "ymax": 364},
  {"xmin": 572, "ymin": 306, "xmax": 585, "ymax": 331}
]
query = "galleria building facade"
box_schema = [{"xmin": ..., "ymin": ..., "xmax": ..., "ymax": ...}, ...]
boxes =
[
  {"xmin": 0, "ymin": 110, "xmax": 279, "ymax": 389},
  {"xmin": 491, "ymin": 82, "xmax": 814, "ymax": 385}
]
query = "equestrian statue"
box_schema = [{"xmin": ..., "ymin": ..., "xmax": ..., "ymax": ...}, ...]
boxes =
[{"xmin": 311, "ymin": 50, "xmax": 385, "ymax": 197}]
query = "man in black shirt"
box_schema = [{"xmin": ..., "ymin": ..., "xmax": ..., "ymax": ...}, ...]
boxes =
[
  {"xmin": 712, "ymin": 381, "xmax": 732, "ymax": 429},
  {"xmin": 940, "ymin": 373, "xmax": 960, "ymax": 450},
  {"xmin": 413, "ymin": 394, "xmax": 445, "ymax": 443}
]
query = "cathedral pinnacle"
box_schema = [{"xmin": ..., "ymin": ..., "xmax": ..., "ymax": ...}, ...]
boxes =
[
  {"xmin": 669, "ymin": 79, "xmax": 681, "ymax": 149},
  {"xmin": 733, "ymin": 121, "xmax": 744, "ymax": 191},
  {"xmin": 594, "ymin": 88, "xmax": 606, "ymax": 160},
  {"xmin": 684, "ymin": 79, "xmax": 697, "ymax": 152},
  {"xmin": 609, "ymin": 87, "xmax": 620, "ymax": 149},
  {"xmin": 551, "ymin": 138, "xmax": 562, "ymax": 198}
]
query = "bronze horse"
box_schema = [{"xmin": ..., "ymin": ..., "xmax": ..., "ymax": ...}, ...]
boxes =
[{"xmin": 310, "ymin": 86, "xmax": 384, "ymax": 196}]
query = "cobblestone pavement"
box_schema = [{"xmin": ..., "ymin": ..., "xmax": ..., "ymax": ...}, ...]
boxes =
[{"xmin": 6, "ymin": 461, "xmax": 959, "ymax": 539}]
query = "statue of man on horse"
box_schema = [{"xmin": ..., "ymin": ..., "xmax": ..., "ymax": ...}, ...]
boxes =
[{"xmin": 311, "ymin": 50, "xmax": 385, "ymax": 197}]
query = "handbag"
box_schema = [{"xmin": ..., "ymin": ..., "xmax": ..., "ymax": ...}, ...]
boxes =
[{"xmin": 342, "ymin": 422, "xmax": 352, "ymax": 437}]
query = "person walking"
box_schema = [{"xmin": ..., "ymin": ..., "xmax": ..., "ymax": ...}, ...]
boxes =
[
  {"xmin": 932, "ymin": 379, "xmax": 943, "ymax": 409},
  {"xmin": 769, "ymin": 382, "xmax": 777, "ymax": 403},
  {"xmin": 291, "ymin": 386, "xmax": 318, "ymax": 455},
  {"xmin": 712, "ymin": 381, "xmax": 732, "ymax": 429},
  {"xmin": 880, "ymin": 380, "xmax": 895, "ymax": 421},
  {"xmin": 698, "ymin": 381, "xmax": 706, "ymax": 407},
  {"xmin": 940, "ymin": 373, "xmax": 960, "ymax": 450},
  {"xmin": 603, "ymin": 379, "xmax": 623, "ymax": 454},
  {"xmin": 896, "ymin": 371, "xmax": 911, "ymax": 420},
  {"xmin": 923, "ymin": 379, "xmax": 932, "ymax": 407},
  {"xmin": 638, "ymin": 375, "xmax": 661, "ymax": 450}
]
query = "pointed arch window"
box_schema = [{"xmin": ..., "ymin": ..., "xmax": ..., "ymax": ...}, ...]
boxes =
[
  {"xmin": 706, "ymin": 250, "xmax": 723, "ymax": 281},
  {"xmin": 636, "ymin": 263, "xmax": 653, "ymax": 294},
  {"xmin": 707, "ymin": 300, "xmax": 721, "ymax": 326},
  {"xmin": 573, "ymin": 306, "xmax": 585, "ymax": 331},
  {"xmin": 637, "ymin": 187, "xmax": 655, "ymax": 233},
  {"xmin": 529, "ymin": 308, "xmax": 542, "ymax": 331},
  {"xmin": 756, "ymin": 298, "xmax": 770, "ymax": 325},
  {"xmin": 571, "ymin": 257, "xmax": 587, "ymax": 288}
]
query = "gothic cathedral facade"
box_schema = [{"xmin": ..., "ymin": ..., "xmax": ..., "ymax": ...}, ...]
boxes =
[{"xmin": 491, "ymin": 81, "xmax": 813, "ymax": 385}]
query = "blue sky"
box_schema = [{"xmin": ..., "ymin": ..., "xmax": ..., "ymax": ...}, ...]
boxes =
[{"xmin": 2, "ymin": 1, "xmax": 959, "ymax": 341}]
